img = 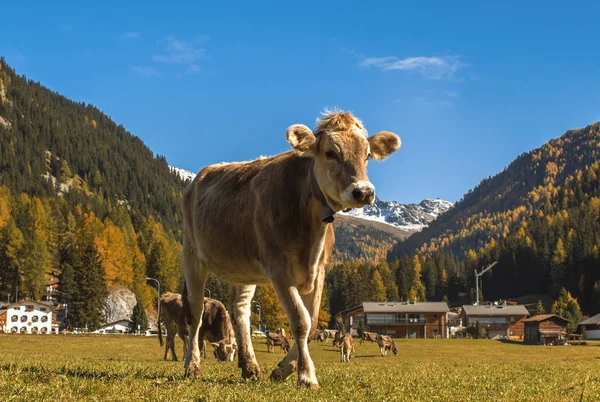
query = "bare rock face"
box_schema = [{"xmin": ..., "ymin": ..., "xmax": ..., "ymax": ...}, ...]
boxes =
[{"xmin": 103, "ymin": 287, "xmax": 137, "ymax": 324}]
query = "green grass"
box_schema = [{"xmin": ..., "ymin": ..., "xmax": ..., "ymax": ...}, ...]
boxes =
[{"xmin": 0, "ymin": 335, "xmax": 598, "ymax": 401}]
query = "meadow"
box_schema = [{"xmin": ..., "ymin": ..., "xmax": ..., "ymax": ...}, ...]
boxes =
[{"xmin": 0, "ymin": 334, "xmax": 598, "ymax": 401}]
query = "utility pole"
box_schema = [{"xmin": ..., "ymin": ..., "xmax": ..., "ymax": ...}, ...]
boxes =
[
  {"xmin": 252, "ymin": 300, "xmax": 262, "ymax": 332},
  {"xmin": 474, "ymin": 262, "xmax": 497, "ymax": 306},
  {"xmin": 146, "ymin": 277, "xmax": 161, "ymax": 324}
]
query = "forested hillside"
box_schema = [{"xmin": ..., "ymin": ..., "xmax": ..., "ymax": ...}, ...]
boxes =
[
  {"xmin": 388, "ymin": 123, "xmax": 600, "ymax": 315},
  {"xmin": 0, "ymin": 59, "xmax": 188, "ymax": 329}
]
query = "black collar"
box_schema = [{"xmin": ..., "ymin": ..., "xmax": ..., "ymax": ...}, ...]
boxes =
[{"xmin": 310, "ymin": 161, "xmax": 336, "ymax": 223}]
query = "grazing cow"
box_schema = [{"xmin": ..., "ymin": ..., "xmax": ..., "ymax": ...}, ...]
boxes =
[
  {"xmin": 376, "ymin": 335, "xmax": 398, "ymax": 356},
  {"xmin": 314, "ymin": 331, "xmax": 326, "ymax": 342},
  {"xmin": 267, "ymin": 332, "xmax": 291, "ymax": 353},
  {"xmin": 160, "ymin": 292, "xmax": 236, "ymax": 362},
  {"xmin": 181, "ymin": 110, "xmax": 401, "ymax": 387},
  {"xmin": 332, "ymin": 330, "xmax": 344, "ymax": 348},
  {"xmin": 360, "ymin": 331, "xmax": 379, "ymax": 345},
  {"xmin": 339, "ymin": 333, "xmax": 355, "ymax": 363}
]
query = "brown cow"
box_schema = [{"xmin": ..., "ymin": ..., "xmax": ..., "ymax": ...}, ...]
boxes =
[
  {"xmin": 360, "ymin": 331, "xmax": 379, "ymax": 345},
  {"xmin": 339, "ymin": 333, "xmax": 355, "ymax": 363},
  {"xmin": 376, "ymin": 334, "xmax": 398, "ymax": 356},
  {"xmin": 332, "ymin": 330, "xmax": 344, "ymax": 348},
  {"xmin": 159, "ymin": 292, "xmax": 236, "ymax": 362},
  {"xmin": 181, "ymin": 110, "xmax": 401, "ymax": 387},
  {"xmin": 267, "ymin": 332, "xmax": 291, "ymax": 353}
]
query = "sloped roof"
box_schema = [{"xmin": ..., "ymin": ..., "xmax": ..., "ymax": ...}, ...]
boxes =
[
  {"xmin": 579, "ymin": 313, "xmax": 600, "ymax": 326},
  {"xmin": 462, "ymin": 304, "xmax": 528, "ymax": 317},
  {"xmin": 363, "ymin": 301, "xmax": 449, "ymax": 313},
  {"xmin": 523, "ymin": 314, "xmax": 569, "ymax": 323},
  {"xmin": 1, "ymin": 300, "xmax": 55, "ymax": 311}
]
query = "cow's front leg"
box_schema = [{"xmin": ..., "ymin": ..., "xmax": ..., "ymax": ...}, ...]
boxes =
[
  {"xmin": 270, "ymin": 274, "xmax": 319, "ymax": 388},
  {"xmin": 230, "ymin": 285, "xmax": 260, "ymax": 380}
]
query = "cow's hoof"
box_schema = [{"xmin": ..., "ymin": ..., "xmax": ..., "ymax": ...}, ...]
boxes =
[
  {"xmin": 184, "ymin": 364, "xmax": 202, "ymax": 379},
  {"xmin": 241, "ymin": 364, "xmax": 261, "ymax": 381},
  {"xmin": 297, "ymin": 377, "xmax": 319, "ymax": 389}
]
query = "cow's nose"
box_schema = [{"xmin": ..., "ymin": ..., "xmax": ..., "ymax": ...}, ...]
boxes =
[{"xmin": 352, "ymin": 187, "xmax": 375, "ymax": 203}]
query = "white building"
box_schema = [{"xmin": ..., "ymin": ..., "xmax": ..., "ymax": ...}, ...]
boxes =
[
  {"xmin": 0, "ymin": 300, "xmax": 54, "ymax": 334},
  {"xmin": 94, "ymin": 319, "xmax": 132, "ymax": 334}
]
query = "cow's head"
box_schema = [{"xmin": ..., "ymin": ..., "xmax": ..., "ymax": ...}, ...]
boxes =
[
  {"xmin": 287, "ymin": 110, "xmax": 401, "ymax": 211},
  {"xmin": 392, "ymin": 346, "xmax": 399, "ymax": 356},
  {"xmin": 211, "ymin": 341, "xmax": 237, "ymax": 362}
]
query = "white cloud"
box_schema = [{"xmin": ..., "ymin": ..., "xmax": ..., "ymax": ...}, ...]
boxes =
[
  {"xmin": 152, "ymin": 35, "xmax": 207, "ymax": 69},
  {"xmin": 119, "ymin": 32, "xmax": 141, "ymax": 39},
  {"xmin": 130, "ymin": 66, "xmax": 160, "ymax": 77},
  {"xmin": 360, "ymin": 55, "xmax": 466, "ymax": 80}
]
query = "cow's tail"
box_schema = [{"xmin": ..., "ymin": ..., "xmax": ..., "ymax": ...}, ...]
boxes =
[{"xmin": 158, "ymin": 300, "xmax": 164, "ymax": 347}]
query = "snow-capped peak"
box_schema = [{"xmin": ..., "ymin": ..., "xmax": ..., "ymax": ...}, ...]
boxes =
[
  {"xmin": 340, "ymin": 197, "xmax": 453, "ymax": 231},
  {"xmin": 170, "ymin": 166, "xmax": 196, "ymax": 182}
]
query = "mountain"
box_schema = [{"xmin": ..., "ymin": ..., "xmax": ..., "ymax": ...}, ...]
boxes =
[
  {"xmin": 341, "ymin": 197, "xmax": 453, "ymax": 230},
  {"xmin": 389, "ymin": 122, "xmax": 600, "ymax": 314},
  {"xmin": 169, "ymin": 166, "xmax": 196, "ymax": 182}
]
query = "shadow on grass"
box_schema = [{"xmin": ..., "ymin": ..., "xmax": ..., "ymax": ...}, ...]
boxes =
[{"xmin": 497, "ymin": 339, "xmax": 526, "ymax": 346}]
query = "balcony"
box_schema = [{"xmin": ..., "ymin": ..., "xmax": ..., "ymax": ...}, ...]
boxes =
[
  {"xmin": 367, "ymin": 317, "xmax": 428, "ymax": 325},
  {"xmin": 471, "ymin": 322, "xmax": 509, "ymax": 330}
]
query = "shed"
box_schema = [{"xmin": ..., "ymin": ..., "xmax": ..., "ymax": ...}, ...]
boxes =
[
  {"xmin": 578, "ymin": 313, "xmax": 600, "ymax": 340},
  {"xmin": 523, "ymin": 314, "xmax": 569, "ymax": 345}
]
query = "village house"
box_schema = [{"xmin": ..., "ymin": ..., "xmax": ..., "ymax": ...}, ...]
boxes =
[
  {"xmin": 338, "ymin": 301, "xmax": 450, "ymax": 338},
  {"xmin": 94, "ymin": 319, "xmax": 132, "ymax": 334},
  {"xmin": 462, "ymin": 303, "xmax": 529, "ymax": 339},
  {"xmin": 578, "ymin": 313, "xmax": 600, "ymax": 340},
  {"xmin": 523, "ymin": 314, "xmax": 570, "ymax": 345},
  {"xmin": 0, "ymin": 300, "xmax": 55, "ymax": 334}
]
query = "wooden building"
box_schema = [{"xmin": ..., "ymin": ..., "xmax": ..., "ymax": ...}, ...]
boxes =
[
  {"xmin": 578, "ymin": 313, "xmax": 600, "ymax": 340},
  {"xmin": 462, "ymin": 303, "xmax": 529, "ymax": 339},
  {"xmin": 523, "ymin": 314, "xmax": 569, "ymax": 345},
  {"xmin": 339, "ymin": 301, "xmax": 450, "ymax": 338}
]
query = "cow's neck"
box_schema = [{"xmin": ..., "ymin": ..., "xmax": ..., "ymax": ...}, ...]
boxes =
[{"xmin": 309, "ymin": 160, "xmax": 337, "ymax": 223}]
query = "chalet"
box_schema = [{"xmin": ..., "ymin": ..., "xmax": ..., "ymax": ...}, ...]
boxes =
[
  {"xmin": 462, "ymin": 303, "xmax": 529, "ymax": 339},
  {"xmin": 523, "ymin": 314, "xmax": 570, "ymax": 345},
  {"xmin": 340, "ymin": 301, "xmax": 450, "ymax": 338},
  {"xmin": 578, "ymin": 313, "xmax": 600, "ymax": 340},
  {"xmin": 0, "ymin": 300, "xmax": 54, "ymax": 334}
]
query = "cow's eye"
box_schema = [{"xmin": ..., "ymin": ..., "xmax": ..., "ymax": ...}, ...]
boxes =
[{"xmin": 325, "ymin": 151, "xmax": 339, "ymax": 161}]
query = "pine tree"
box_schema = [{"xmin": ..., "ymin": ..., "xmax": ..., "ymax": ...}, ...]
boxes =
[
  {"xmin": 536, "ymin": 299, "xmax": 545, "ymax": 315},
  {"xmin": 368, "ymin": 270, "xmax": 387, "ymax": 302},
  {"xmin": 551, "ymin": 288, "xmax": 583, "ymax": 333},
  {"xmin": 70, "ymin": 241, "xmax": 107, "ymax": 331},
  {"xmin": 130, "ymin": 301, "xmax": 148, "ymax": 334},
  {"xmin": 550, "ymin": 238, "xmax": 567, "ymax": 294}
]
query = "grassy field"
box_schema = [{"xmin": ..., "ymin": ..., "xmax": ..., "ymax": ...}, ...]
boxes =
[{"xmin": 0, "ymin": 335, "xmax": 598, "ymax": 401}]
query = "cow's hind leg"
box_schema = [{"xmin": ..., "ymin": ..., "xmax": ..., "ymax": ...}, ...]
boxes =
[
  {"xmin": 230, "ymin": 285, "xmax": 260, "ymax": 380},
  {"xmin": 182, "ymin": 238, "xmax": 209, "ymax": 378}
]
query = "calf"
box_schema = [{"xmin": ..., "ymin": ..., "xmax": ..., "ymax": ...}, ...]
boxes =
[
  {"xmin": 267, "ymin": 332, "xmax": 291, "ymax": 353},
  {"xmin": 332, "ymin": 330, "xmax": 344, "ymax": 348},
  {"xmin": 339, "ymin": 333, "xmax": 355, "ymax": 363},
  {"xmin": 376, "ymin": 334, "xmax": 398, "ymax": 356},
  {"xmin": 181, "ymin": 110, "xmax": 401, "ymax": 387},
  {"xmin": 360, "ymin": 331, "xmax": 379, "ymax": 345},
  {"xmin": 160, "ymin": 292, "xmax": 236, "ymax": 362}
]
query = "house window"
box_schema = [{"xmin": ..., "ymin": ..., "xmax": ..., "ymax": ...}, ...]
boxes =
[
  {"xmin": 510, "ymin": 317, "xmax": 515, "ymax": 322},
  {"xmin": 21, "ymin": 315, "xmax": 27, "ymax": 322},
  {"xmin": 32, "ymin": 316, "xmax": 39, "ymax": 323},
  {"xmin": 31, "ymin": 327, "xmax": 38, "ymax": 333},
  {"xmin": 40, "ymin": 308, "xmax": 47, "ymax": 312},
  {"xmin": 41, "ymin": 316, "xmax": 48, "ymax": 323},
  {"xmin": 20, "ymin": 327, "xmax": 27, "ymax": 333},
  {"xmin": 11, "ymin": 315, "xmax": 18, "ymax": 322},
  {"xmin": 41, "ymin": 327, "xmax": 48, "ymax": 333},
  {"xmin": 25, "ymin": 305, "xmax": 34, "ymax": 312},
  {"xmin": 11, "ymin": 327, "xmax": 18, "ymax": 333},
  {"xmin": 510, "ymin": 330, "xmax": 515, "ymax": 336},
  {"xmin": 13, "ymin": 306, "xmax": 20, "ymax": 311}
]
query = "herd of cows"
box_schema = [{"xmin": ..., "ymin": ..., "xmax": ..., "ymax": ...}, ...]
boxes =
[{"xmin": 157, "ymin": 292, "xmax": 399, "ymax": 367}]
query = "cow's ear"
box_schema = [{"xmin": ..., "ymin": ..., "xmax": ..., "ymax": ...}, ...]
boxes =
[
  {"xmin": 287, "ymin": 124, "xmax": 316, "ymax": 153},
  {"xmin": 368, "ymin": 131, "xmax": 401, "ymax": 161},
  {"xmin": 210, "ymin": 342, "xmax": 220, "ymax": 349}
]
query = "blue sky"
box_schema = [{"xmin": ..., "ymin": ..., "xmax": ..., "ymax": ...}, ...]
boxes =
[{"xmin": 3, "ymin": 1, "xmax": 600, "ymax": 203}]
